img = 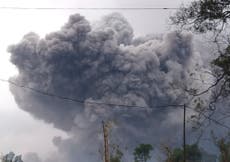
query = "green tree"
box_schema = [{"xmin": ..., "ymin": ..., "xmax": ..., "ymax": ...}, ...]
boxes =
[
  {"xmin": 133, "ymin": 144, "xmax": 153, "ymax": 162},
  {"xmin": 163, "ymin": 144, "xmax": 202, "ymax": 162},
  {"xmin": 218, "ymin": 139, "xmax": 230, "ymax": 162},
  {"xmin": 211, "ymin": 132, "xmax": 230, "ymax": 162},
  {"xmin": 110, "ymin": 144, "xmax": 123, "ymax": 162}
]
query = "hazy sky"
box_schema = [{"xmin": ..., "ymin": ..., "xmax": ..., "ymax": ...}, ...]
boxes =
[{"xmin": 0, "ymin": 0, "xmax": 193, "ymax": 160}]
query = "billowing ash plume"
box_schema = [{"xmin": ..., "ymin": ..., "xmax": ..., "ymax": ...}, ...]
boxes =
[{"xmin": 8, "ymin": 13, "xmax": 206, "ymax": 162}]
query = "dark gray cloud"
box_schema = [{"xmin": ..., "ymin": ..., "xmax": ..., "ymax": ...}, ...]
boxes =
[{"xmin": 8, "ymin": 13, "xmax": 204, "ymax": 162}]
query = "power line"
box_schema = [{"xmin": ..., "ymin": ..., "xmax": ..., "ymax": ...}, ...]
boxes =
[
  {"xmin": 0, "ymin": 7, "xmax": 179, "ymax": 10},
  {"xmin": 1, "ymin": 77, "xmax": 230, "ymax": 130},
  {"xmin": 0, "ymin": 77, "xmax": 189, "ymax": 160},
  {"xmin": 186, "ymin": 106, "xmax": 230, "ymax": 130},
  {"xmin": 2, "ymin": 76, "xmax": 230, "ymax": 152},
  {"xmin": 0, "ymin": 78, "xmax": 184, "ymax": 110}
]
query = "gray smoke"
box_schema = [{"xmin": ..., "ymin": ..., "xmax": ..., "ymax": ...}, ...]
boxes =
[
  {"xmin": 23, "ymin": 153, "xmax": 42, "ymax": 162},
  {"xmin": 8, "ymin": 13, "xmax": 206, "ymax": 162}
]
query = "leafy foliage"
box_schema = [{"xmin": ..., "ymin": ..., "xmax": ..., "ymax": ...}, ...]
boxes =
[
  {"xmin": 218, "ymin": 139, "xmax": 230, "ymax": 162},
  {"xmin": 171, "ymin": 0, "xmax": 230, "ymax": 33},
  {"xmin": 163, "ymin": 144, "xmax": 202, "ymax": 162},
  {"xmin": 1, "ymin": 152, "xmax": 23, "ymax": 162},
  {"xmin": 211, "ymin": 132, "xmax": 230, "ymax": 162},
  {"xmin": 133, "ymin": 144, "xmax": 153, "ymax": 162},
  {"xmin": 110, "ymin": 144, "xmax": 123, "ymax": 162}
]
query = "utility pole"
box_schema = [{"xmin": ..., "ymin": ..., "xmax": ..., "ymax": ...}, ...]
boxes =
[
  {"xmin": 102, "ymin": 121, "xmax": 110, "ymax": 162},
  {"xmin": 183, "ymin": 104, "xmax": 186, "ymax": 162}
]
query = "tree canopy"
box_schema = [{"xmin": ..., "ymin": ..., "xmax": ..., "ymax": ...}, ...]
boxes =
[
  {"xmin": 1, "ymin": 152, "xmax": 23, "ymax": 162},
  {"xmin": 163, "ymin": 144, "xmax": 202, "ymax": 162},
  {"xmin": 110, "ymin": 144, "xmax": 124, "ymax": 162},
  {"xmin": 133, "ymin": 144, "xmax": 153, "ymax": 162},
  {"xmin": 171, "ymin": 0, "xmax": 230, "ymax": 33}
]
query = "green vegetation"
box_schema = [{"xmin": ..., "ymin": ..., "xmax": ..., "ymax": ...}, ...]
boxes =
[
  {"xmin": 110, "ymin": 144, "xmax": 124, "ymax": 162},
  {"xmin": 162, "ymin": 144, "xmax": 202, "ymax": 162},
  {"xmin": 211, "ymin": 132, "xmax": 230, "ymax": 162},
  {"xmin": 133, "ymin": 144, "xmax": 153, "ymax": 162},
  {"xmin": 218, "ymin": 138, "xmax": 230, "ymax": 162}
]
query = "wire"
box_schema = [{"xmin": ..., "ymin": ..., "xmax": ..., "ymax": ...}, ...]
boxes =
[
  {"xmin": 0, "ymin": 7, "xmax": 179, "ymax": 10},
  {"xmin": 186, "ymin": 106, "xmax": 230, "ymax": 130},
  {"xmin": 2, "ymin": 78, "xmax": 230, "ymax": 131},
  {"xmin": 1, "ymin": 78, "xmax": 230, "ymax": 129},
  {"xmin": 0, "ymin": 78, "xmax": 184, "ymax": 110}
]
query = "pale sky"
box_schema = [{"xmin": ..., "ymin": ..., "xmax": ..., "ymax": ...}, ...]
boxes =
[{"xmin": 0, "ymin": 0, "xmax": 192, "ymax": 160}]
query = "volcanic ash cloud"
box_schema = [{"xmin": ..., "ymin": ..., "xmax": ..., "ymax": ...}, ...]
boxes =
[{"xmin": 8, "ymin": 13, "xmax": 203, "ymax": 162}]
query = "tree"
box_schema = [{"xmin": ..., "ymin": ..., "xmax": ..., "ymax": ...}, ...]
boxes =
[
  {"xmin": 162, "ymin": 144, "xmax": 202, "ymax": 162},
  {"xmin": 133, "ymin": 144, "xmax": 153, "ymax": 162},
  {"xmin": 1, "ymin": 152, "xmax": 23, "ymax": 162},
  {"xmin": 218, "ymin": 139, "xmax": 230, "ymax": 162},
  {"xmin": 171, "ymin": 0, "xmax": 230, "ymax": 33},
  {"xmin": 110, "ymin": 144, "xmax": 123, "ymax": 162},
  {"xmin": 211, "ymin": 131, "xmax": 230, "ymax": 162},
  {"xmin": 171, "ymin": 0, "xmax": 230, "ymax": 96},
  {"xmin": 171, "ymin": 0, "xmax": 230, "ymax": 129}
]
